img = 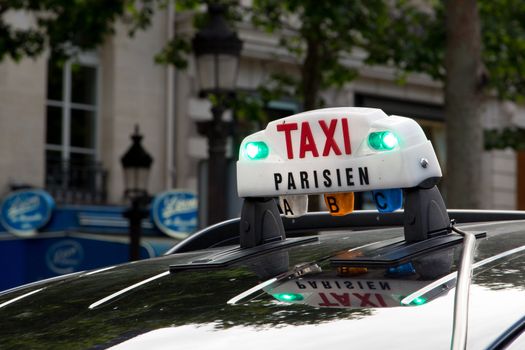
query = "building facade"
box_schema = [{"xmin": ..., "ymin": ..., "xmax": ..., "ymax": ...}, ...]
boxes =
[{"xmin": 0, "ymin": 7, "xmax": 522, "ymax": 224}]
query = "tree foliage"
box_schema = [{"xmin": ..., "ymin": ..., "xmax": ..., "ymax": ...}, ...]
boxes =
[
  {"xmin": 364, "ymin": 1, "xmax": 446, "ymax": 81},
  {"xmin": 485, "ymin": 128, "xmax": 525, "ymax": 150},
  {"xmin": 153, "ymin": 0, "xmax": 404, "ymax": 116},
  {"xmin": 249, "ymin": 0, "xmax": 392, "ymax": 110},
  {"xmin": 368, "ymin": 0, "xmax": 525, "ymax": 102},
  {"xmin": 0, "ymin": 1, "xmax": 130, "ymax": 61},
  {"xmin": 362, "ymin": 0, "xmax": 525, "ymax": 208},
  {"xmin": 4, "ymin": 1, "xmax": 525, "ymax": 110},
  {"xmin": 480, "ymin": 0, "xmax": 525, "ymax": 100}
]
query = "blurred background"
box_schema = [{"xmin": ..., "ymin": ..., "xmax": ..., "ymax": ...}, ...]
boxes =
[{"xmin": 0, "ymin": 0, "xmax": 524, "ymax": 290}]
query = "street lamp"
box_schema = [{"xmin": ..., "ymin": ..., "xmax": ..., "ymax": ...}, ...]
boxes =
[
  {"xmin": 121, "ymin": 125, "xmax": 153, "ymax": 261},
  {"xmin": 193, "ymin": 3, "xmax": 243, "ymax": 225}
]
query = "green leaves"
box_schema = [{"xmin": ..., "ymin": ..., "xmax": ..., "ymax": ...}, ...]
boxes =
[
  {"xmin": 363, "ymin": 0, "xmax": 445, "ymax": 81},
  {"xmin": 479, "ymin": 0, "xmax": 525, "ymax": 100},
  {"xmin": 232, "ymin": 73, "xmax": 297, "ymax": 125},
  {"xmin": 155, "ymin": 37, "xmax": 191, "ymax": 68},
  {"xmin": 485, "ymin": 128, "xmax": 525, "ymax": 150},
  {"xmin": 249, "ymin": 0, "xmax": 395, "ymax": 110},
  {"xmin": 366, "ymin": 0, "xmax": 525, "ymax": 102},
  {"xmin": 125, "ymin": 0, "xmax": 156, "ymax": 36},
  {"xmin": 0, "ymin": 0, "xmax": 127, "ymax": 62},
  {"xmin": 0, "ymin": 24, "xmax": 44, "ymax": 62}
]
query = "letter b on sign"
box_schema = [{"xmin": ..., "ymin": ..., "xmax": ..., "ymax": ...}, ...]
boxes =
[{"xmin": 324, "ymin": 192, "xmax": 354, "ymax": 216}]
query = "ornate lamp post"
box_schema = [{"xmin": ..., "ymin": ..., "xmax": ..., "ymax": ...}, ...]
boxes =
[
  {"xmin": 121, "ymin": 125, "xmax": 153, "ymax": 261},
  {"xmin": 192, "ymin": 3, "xmax": 243, "ymax": 225}
]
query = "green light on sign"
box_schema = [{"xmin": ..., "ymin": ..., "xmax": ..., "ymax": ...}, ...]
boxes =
[
  {"xmin": 401, "ymin": 295, "xmax": 428, "ymax": 306},
  {"xmin": 368, "ymin": 131, "xmax": 399, "ymax": 151},
  {"xmin": 410, "ymin": 296, "xmax": 427, "ymax": 306},
  {"xmin": 272, "ymin": 293, "xmax": 304, "ymax": 302},
  {"xmin": 243, "ymin": 141, "xmax": 269, "ymax": 160}
]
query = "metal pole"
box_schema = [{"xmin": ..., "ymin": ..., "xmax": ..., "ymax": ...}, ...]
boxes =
[
  {"xmin": 125, "ymin": 198, "xmax": 143, "ymax": 261},
  {"xmin": 207, "ymin": 104, "xmax": 228, "ymax": 225},
  {"xmin": 450, "ymin": 224, "xmax": 476, "ymax": 350}
]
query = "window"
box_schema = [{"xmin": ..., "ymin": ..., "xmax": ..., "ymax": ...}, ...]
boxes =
[{"xmin": 45, "ymin": 54, "xmax": 106, "ymax": 203}]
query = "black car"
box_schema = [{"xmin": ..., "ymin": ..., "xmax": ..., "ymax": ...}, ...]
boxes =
[
  {"xmin": 1, "ymin": 108, "xmax": 524, "ymax": 349},
  {"xmin": 1, "ymin": 210, "xmax": 525, "ymax": 349}
]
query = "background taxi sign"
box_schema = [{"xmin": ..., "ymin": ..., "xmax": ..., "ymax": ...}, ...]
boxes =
[{"xmin": 237, "ymin": 107, "xmax": 442, "ymax": 198}]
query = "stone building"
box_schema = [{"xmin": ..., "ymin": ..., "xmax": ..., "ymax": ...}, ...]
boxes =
[{"xmin": 0, "ymin": 7, "xmax": 522, "ymax": 226}]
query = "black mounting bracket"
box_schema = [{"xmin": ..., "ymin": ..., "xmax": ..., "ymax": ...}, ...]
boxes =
[
  {"xmin": 403, "ymin": 185, "xmax": 450, "ymax": 242},
  {"xmin": 239, "ymin": 197, "xmax": 285, "ymax": 249}
]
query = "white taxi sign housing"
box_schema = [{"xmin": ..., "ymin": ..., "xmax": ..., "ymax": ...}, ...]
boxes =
[{"xmin": 237, "ymin": 107, "xmax": 441, "ymax": 197}]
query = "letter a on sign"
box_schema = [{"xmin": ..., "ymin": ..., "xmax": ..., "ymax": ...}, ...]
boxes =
[
  {"xmin": 324, "ymin": 192, "xmax": 354, "ymax": 216},
  {"xmin": 278, "ymin": 195, "xmax": 308, "ymax": 218}
]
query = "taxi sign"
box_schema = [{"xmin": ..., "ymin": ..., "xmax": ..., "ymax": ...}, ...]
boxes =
[
  {"xmin": 265, "ymin": 277, "xmax": 431, "ymax": 308},
  {"xmin": 237, "ymin": 107, "xmax": 441, "ymax": 197}
]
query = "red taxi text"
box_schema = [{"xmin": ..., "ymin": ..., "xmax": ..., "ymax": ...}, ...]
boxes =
[
  {"xmin": 276, "ymin": 118, "xmax": 351, "ymax": 159},
  {"xmin": 318, "ymin": 292, "xmax": 388, "ymax": 307}
]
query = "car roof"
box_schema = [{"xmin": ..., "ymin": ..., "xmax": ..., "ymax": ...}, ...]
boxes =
[{"xmin": 0, "ymin": 215, "xmax": 525, "ymax": 349}]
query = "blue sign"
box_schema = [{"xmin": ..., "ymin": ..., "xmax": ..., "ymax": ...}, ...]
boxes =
[
  {"xmin": 0, "ymin": 234, "xmax": 164, "ymax": 291},
  {"xmin": 45, "ymin": 240, "xmax": 84, "ymax": 274},
  {"xmin": 152, "ymin": 190, "xmax": 198, "ymax": 239},
  {"xmin": 0, "ymin": 190, "xmax": 55, "ymax": 237}
]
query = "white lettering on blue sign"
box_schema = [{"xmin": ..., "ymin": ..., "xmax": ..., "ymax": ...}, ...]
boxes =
[
  {"xmin": 0, "ymin": 190, "xmax": 55, "ymax": 237},
  {"xmin": 152, "ymin": 190, "xmax": 198, "ymax": 239},
  {"xmin": 161, "ymin": 196, "xmax": 198, "ymax": 218},
  {"xmin": 46, "ymin": 240, "xmax": 84, "ymax": 274}
]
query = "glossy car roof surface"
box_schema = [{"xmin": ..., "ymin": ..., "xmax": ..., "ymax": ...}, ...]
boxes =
[{"xmin": 1, "ymin": 219, "xmax": 525, "ymax": 349}]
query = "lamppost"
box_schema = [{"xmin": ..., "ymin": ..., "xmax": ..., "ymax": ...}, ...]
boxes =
[
  {"xmin": 121, "ymin": 125, "xmax": 153, "ymax": 261},
  {"xmin": 192, "ymin": 3, "xmax": 243, "ymax": 225}
]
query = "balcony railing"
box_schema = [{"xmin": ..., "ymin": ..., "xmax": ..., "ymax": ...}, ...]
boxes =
[{"xmin": 45, "ymin": 160, "xmax": 108, "ymax": 205}]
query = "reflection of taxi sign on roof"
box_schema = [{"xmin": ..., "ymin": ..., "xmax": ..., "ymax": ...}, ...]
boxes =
[
  {"xmin": 237, "ymin": 107, "xmax": 441, "ymax": 198},
  {"xmin": 267, "ymin": 277, "xmax": 432, "ymax": 308}
]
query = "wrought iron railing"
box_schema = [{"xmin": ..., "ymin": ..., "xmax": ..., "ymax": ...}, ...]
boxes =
[{"xmin": 45, "ymin": 160, "xmax": 108, "ymax": 204}]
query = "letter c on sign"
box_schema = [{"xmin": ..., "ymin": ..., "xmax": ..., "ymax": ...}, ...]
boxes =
[{"xmin": 374, "ymin": 192, "xmax": 387, "ymax": 210}]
